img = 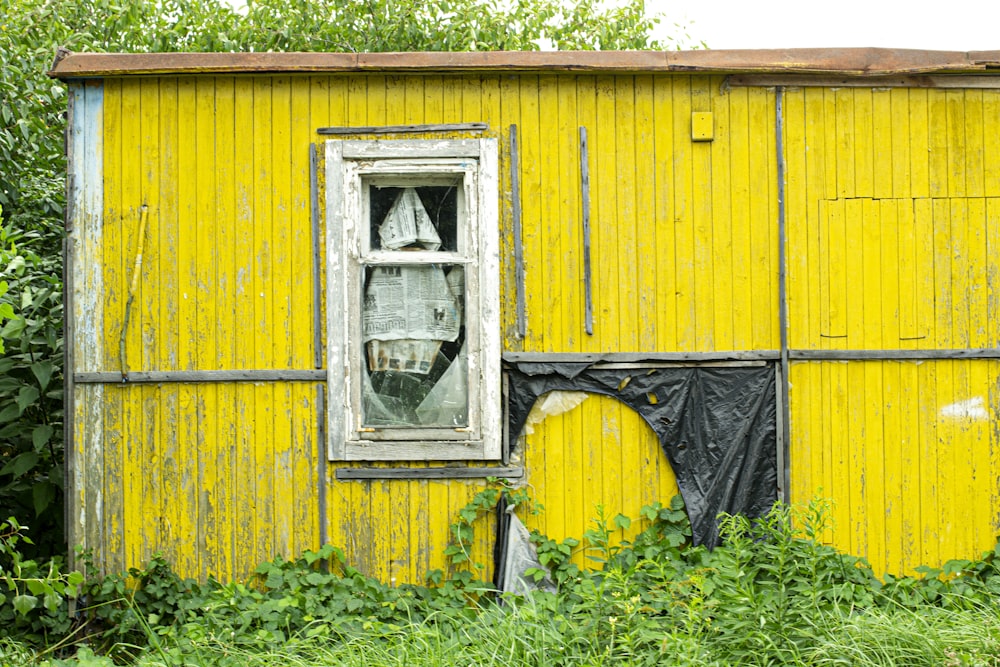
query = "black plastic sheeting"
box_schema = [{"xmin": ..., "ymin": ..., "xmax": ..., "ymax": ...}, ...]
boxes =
[{"xmin": 505, "ymin": 363, "xmax": 778, "ymax": 547}]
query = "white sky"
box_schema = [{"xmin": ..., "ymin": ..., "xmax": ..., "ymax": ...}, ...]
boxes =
[{"xmin": 648, "ymin": 0, "xmax": 1000, "ymax": 52}]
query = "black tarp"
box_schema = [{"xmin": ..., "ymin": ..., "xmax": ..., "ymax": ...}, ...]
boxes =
[{"xmin": 505, "ymin": 363, "xmax": 778, "ymax": 547}]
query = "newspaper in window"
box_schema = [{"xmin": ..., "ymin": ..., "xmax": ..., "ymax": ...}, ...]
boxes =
[
  {"xmin": 363, "ymin": 265, "xmax": 461, "ymax": 344},
  {"xmin": 378, "ymin": 187, "xmax": 442, "ymax": 251}
]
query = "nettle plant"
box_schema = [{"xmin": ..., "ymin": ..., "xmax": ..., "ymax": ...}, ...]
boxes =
[{"xmin": 0, "ymin": 212, "xmax": 65, "ymax": 559}]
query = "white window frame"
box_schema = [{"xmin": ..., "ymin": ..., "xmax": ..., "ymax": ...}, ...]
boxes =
[{"xmin": 326, "ymin": 138, "xmax": 501, "ymax": 461}]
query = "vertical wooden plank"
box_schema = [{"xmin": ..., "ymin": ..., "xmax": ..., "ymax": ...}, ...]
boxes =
[
  {"xmin": 989, "ymin": 359, "xmax": 1000, "ymax": 557},
  {"xmin": 908, "ymin": 89, "xmax": 931, "ymax": 199},
  {"xmin": 890, "ymin": 88, "xmax": 911, "ymax": 199},
  {"xmin": 834, "ymin": 88, "xmax": 855, "ymax": 198},
  {"xmin": 726, "ymin": 85, "xmax": 751, "ymax": 350},
  {"xmin": 709, "ymin": 76, "xmax": 733, "ymax": 351},
  {"xmin": 896, "ymin": 359, "xmax": 919, "ymax": 572},
  {"xmin": 946, "ymin": 90, "xmax": 967, "ymax": 197},
  {"xmin": 748, "ymin": 86, "xmax": 775, "ymax": 350},
  {"xmin": 652, "ymin": 75, "xmax": 677, "ymax": 352},
  {"xmin": 988, "ymin": 199, "xmax": 1000, "ymax": 350},
  {"xmin": 783, "ymin": 89, "xmax": 809, "ymax": 348},
  {"xmin": 853, "ymin": 89, "xmax": 874, "ymax": 199},
  {"xmin": 591, "ymin": 75, "xmax": 618, "ymax": 348},
  {"xmin": 634, "ymin": 75, "xmax": 656, "ymax": 350},
  {"xmin": 871, "ymin": 88, "xmax": 893, "ymax": 199},
  {"xmin": 787, "ymin": 362, "xmax": 810, "ymax": 507},
  {"xmin": 402, "ymin": 75, "xmax": 424, "ymax": 125},
  {"xmin": 119, "ymin": 78, "xmax": 143, "ymax": 572},
  {"xmin": 289, "ymin": 78, "xmax": 315, "ymax": 560},
  {"xmin": 897, "ymin": 200, "xmax": 919, "ymax": 344},
  {"xmin": 832, "ymin": 199, "xmax": 854, "ymax": 347},
  {"xmin": 846, "ymin": 360, "xmax": 867, "ymax": 559},
  {"xmin": 102, "ymin": 78, "xmax": 126, "ymax": 572},
  {"xmin": 269, "ymin": 75, "xmax": 295, "ymax": 558},
  {"xmin": 138, "ymin": 78, "xmax": 161, "ymax": 570},
  {"xmin": 156, "ymin": 77, "xmax": 181, "ymax": 571},
  {"xmin": 863, "ymin": 359, "xmax": 886, "ymax": 572},
  {"xmin": 690, "ymin": 77, "xmax": 714, "ymax": 350},
  {"xmin": 518, "ymin": 75, "xmax": 542, "ymax": 350},
  {"xmin": 881, "ymin": 360, "xmax": 901, "ymax": 574},
  {"xmin": 193, "ymin": 77, "xmax": 219, "ymax": 578},
  {"xmin": 861, "ymin": 199, "xmax": 882, "ymax": 349},
  {"xmin": 252, "ymin": 76, "xmax": 275, "ymax": 571},
  {"xmin": 828, "ymin": 359, "xmax": 849, "ymax": 551},
  {"xmin": 671, "ymin": 77, "xmax": 695, "ymax": 350},
  {"xmin": 927, "ymin": 89, "xmax": 948, "ymax": 197},
  {"xmin": 555, "ymin": 76, "xmax": 580, "ymax": 346},
  {"xmin": 874, "ymin": 200, "xmax": 912, "ymax": 349},
  {"xmin": 232, "ymin": 76, "xmax": 257, "ymax": 575},
  {"xmin": 801, "ymin": 88, "xmax": 826, "ymax": 346},
  {"xmin": 174, "ymin": 76, "xmax": 199, "ymax": 578},
  {"xmin": 985, "ymin": 92, "xmax": 1000, "ymax": 197},
  {"xmin": 214, "ymin": 77, "xmax": 237, "ymax": 578},
  {"xmin": 965, "ymin": 91, "xmax": 984, "ymax": 197},
  {"xmin": 70, "ymin": 81, "xmax": 105, "ymax": 565},
  {"xmin": 969, "ymin": 359, "xmax": 992, "ymax": 559},
  {"xmin": 538, "ymin": 73, "xmax": 563, "ymax": 355}
]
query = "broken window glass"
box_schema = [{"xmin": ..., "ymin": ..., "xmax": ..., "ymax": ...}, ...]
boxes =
[{"xmin": 360, "ymin": 186, "xmax": 468, "ymax": 428}]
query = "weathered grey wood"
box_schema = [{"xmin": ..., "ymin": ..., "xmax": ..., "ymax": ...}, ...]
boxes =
[
  {"xmin": 775, "ymin": 87, "xmax": 791, "ymax": 505},
  {"xmin": 510, "ymin": 124, "xmax": 526, "ymax": 338},
  {"xmin": 580, "ymin": 127, "xmax": 593, "ymax": 335},
  {"xmin": 74, "ymin": 370, "xmax": 326, "ymax": 384},
  {"xmin": 326, "ymin": 142, "xmax": 348, "ymax": 460},
  {"xmin": 477, "ymin": 138, "xmax": 503, "ymax": 461},
  {"xmin": 336, "ymin": 466, "xmax": 524, "ymax": 480},
  {"xmin": 310, "ymin": 143, "xmax": 323, "ymax": 370},
  {"xmin": 316, "ymin": 385, "xmax": 327, "ymax": 548},
  {"xmin": 318, "ymin": 122, "xmax": 488, "ymax": 135},
  {"xmin": 69, "ymin": 81, "xmax": 105, "ymax": 570},
  {"xmin": 340, "ymin": 139, "xmax": 481, "ymax": 159},
  {"xmin": 593, "ymin": 361, "xmax": 768, "ymax": 369},
  {"xmin": 730, "ymin": 74, "xmax": 1000, "ymax": 89},
  {"xmin": 63, "ymin": 83, "xmax": 78, "ymax": 558},
  {"xmin": 789, "ymin": 349, "xmax": 1000, "ymax": 360},
  {"xmin": 327, "ymin": 137, "xmax": 502, "ymax": 462},
  {"xmin": 340, "ymin": 440, "xmax": 492, "ymax": 461}
]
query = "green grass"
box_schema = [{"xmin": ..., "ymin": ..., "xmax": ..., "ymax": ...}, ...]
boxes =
[{"xmin": 5, "ymin": 495, "xmax": 1000, "ymax": 666}]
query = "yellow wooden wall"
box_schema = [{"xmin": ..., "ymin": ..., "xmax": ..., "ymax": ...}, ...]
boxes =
[
  {"xmin": 76, "ymin": 71, "xmax": 1000, "ymax": 583},
  {"xmin": 77, "ymin": 72, "xmax": 779, "ymax": 583},
  {"xmin": 784, "ymin": 87, "xmax": 1000, "ymax": 574}
]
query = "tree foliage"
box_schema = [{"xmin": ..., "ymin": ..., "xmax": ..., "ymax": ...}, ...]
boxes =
[{"xmin": 0, "ymin": 0, "xmax": 695, "ymax": 557}]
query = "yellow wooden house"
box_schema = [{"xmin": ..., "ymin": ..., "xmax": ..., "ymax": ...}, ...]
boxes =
[{"xmin": 51, "ymin": 48, "xmax": 1000, "ymax": 583}]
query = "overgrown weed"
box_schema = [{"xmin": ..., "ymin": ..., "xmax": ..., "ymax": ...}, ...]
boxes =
[{"xmin": 5, "ymin": 495, "xmax": 1000, "ymax": 666}]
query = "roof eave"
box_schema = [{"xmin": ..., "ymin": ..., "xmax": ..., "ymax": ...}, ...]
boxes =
[{"xmin": 48, "ymin": 47, "xmax": 1000, "ymax": 80}]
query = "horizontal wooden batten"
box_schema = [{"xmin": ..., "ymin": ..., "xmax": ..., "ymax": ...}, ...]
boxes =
[
  {"xmin": 75, "ymin": 370, "xmax": 326, "ymax": 384},
  {"xmin": 730, "ymin": 74, "xmax": 1000, "ymax": 89},
  {"xmin": 318, "ymin": 122, "xmax": 488, "ymax": 135},
  {"xmin": 335, "ymin": 466, "xmax": 524, "ymax": 480},
  {"xmin": 789, "ymin": 349, "xmax": 1000, "ymax": 361},
  {"xmin": 504, "ymin": 351, "xmax": 781, "ymax": 364}
]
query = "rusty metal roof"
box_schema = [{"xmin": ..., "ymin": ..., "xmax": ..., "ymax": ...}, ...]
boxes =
[{"xmin": 49, "ymin": 48, "xmax": 1000, "ymax": 79}]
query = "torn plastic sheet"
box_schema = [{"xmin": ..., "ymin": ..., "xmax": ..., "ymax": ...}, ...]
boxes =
[
  {"xmin": 493, "ymin": 494, "xmax": 557, "ymax": 596},
  {"xmin": 505, "ymin": 363, "xmax": 778, "ymax": 547},
  {"xmin": 521, "ymin": 391, "xmax": 590, "ymax": 435}
]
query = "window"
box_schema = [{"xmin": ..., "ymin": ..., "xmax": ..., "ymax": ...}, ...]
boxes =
[{"xmin": 326, "ymin": 139, "xmax": 501, "ymax": 461}]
